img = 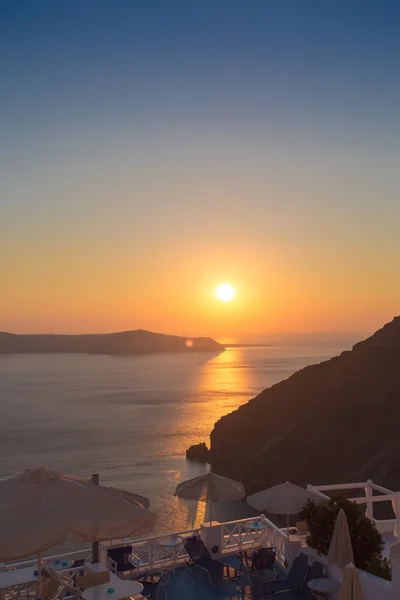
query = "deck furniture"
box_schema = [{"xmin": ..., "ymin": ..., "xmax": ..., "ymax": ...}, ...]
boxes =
[
  {"xmin": 82, "ymin": 578, "xmax": 143, "ymax": 600},
  {"xmin": 244, "ymin": 519, "xmax": 270, "ymax": 547},
  {"xmin": 76, "ymin": 570, "xmax": 111, "ymax": 590},
  {"xmin": 42, "ymin": 566, "xmax": 80, "ymax": 600},
  {"xmin": 307, "ymin": 577, "xmax": 339, "ymax": 599},
  {"xmin": 183, "ymin": 535, "xmax": 242, "ymax": 587},
  {"xmin": 295, "ymin": 521, "xmax": 308, "ymax": 539},
  {"xmin": 158, "ymin": 536, "xmax": 182, "ymax": 571},
  {"xmin": 251, "ymin": 560, "xmax": 326, "ymax": 599},
  {"xmin": 107, "ymin": 546, "xmax": 139, "ymax": 579},
  {"xmin": 240, "ymin": 552, "xmax": 308, "ymax": 597},
  {"xmin": 134, "ymin": 569, "xmax": 169, "ymax": 599},
  {"xmin": 239, "ymin": 547, "xmax": 277, "ymax": 582},
  {"xmin": 0, "ymin": 562, "xmax": 76, "ymax": 600}
]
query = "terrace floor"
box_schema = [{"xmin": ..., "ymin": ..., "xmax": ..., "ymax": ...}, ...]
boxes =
[{"xmin": 140, "ymin": 555, "xmax": 286, "ymax": 600}]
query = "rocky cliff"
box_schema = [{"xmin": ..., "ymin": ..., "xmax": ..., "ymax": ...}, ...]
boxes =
[
  {"xmin": 209, "ymin": 317, "xmax": 400, "ymax": 493},
  {"xmin": 0, "ymin": 329, "xmax": 224, "ymax": 355}
]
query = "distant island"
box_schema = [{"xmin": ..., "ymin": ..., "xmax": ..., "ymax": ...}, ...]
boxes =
[
  {"xmin": 187, "ymin": 315, "xmax": 400, "ymax": 493},
  {"xmin": 0, "ymin": 330, "xmax": 224, "ymax": 356}
]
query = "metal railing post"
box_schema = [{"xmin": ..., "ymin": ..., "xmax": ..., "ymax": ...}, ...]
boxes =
[{"xmin": 91, "ymin": 474, "xmax": 100, "ymax": 563}]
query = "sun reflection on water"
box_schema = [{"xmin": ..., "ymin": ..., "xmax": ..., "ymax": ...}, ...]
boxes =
[{"xmin": 171, "ymin": 348, "xmax": 252, "ymax": 530}]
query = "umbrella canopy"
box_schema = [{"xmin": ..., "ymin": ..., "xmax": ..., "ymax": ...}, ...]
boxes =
[
  {"xmin": 327, "ymin": 509, "xmax": 355, "ymax": 569},
  {"xmin": 174, "ymin": 472, "xmax": 245, "ymax": 503},
  {"xmin": 174, "ymin": 472, "xmax": 245, "ymax": 523},
  {"xmin": 84, "ymin": 481, "xmax": 150, "ymax": 509},
  {"xmin": 247, "ymin": 481, "xmax": 325, "ymax": 515},
  {"xmin": 337, "ymin": 564, "xmax": 364, "ymax": 600},
  {"xmin": 0, "ymin": 467, "xmax": 157, "ymax": 562}
]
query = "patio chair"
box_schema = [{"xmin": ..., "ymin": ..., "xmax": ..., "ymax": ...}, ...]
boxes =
[
  {"xmin": 108, "ymin": 545, "xmax": 140, "ymax": 578},
  {"xmin": 134, "ymin": 569, "xmax": 169, "ymax": 599},
  {"xmin": 72, "ymin": 558, "xmax": 86, "ymax": 577},
  {"xmin": 239, "ymin": 551, "xmax": 308, "ymax": 597},
  {"xmin": 239, "ymin": 547, "xmax": 277, "ymax": 582},
  {"xmin": 251, "ymin": 558, "xmax": 326, "ymax": 599},
  {"xmin": 183, "ymin": 534, "xmax": 243, "ymax": 587},
  {"xmin": 295, "ymin": 521, "xmax": 308, "ymax": 545}
]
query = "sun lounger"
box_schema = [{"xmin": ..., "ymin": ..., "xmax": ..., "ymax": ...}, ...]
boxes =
[
  {"xmin": 184, "ymin": 535, "xmax": 242, "ymax": 587},
  {"xmin": 239, "ymin": 547, "xmax": 277, "ymax": 581},
  {"xmin": 251, "ymin": 558, "xmax": 325, "ymax": 599},
  {"xmin": 134, "ymin": 569, "xmax": 169, "ymax": 599},
  {"xmin": 243, "ymin": 552, "xmax": 308, "ymax": 597}
]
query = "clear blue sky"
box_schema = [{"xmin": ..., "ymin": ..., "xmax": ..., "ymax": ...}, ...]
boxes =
[{"xmin": 1, "ymin": 1, "xmax": 400, "ymax": 337}]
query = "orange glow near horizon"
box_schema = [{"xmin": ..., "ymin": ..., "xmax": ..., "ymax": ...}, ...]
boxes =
[{"xmin": 0, "ymin": 227, "xmax": 399, "ymax": 339}]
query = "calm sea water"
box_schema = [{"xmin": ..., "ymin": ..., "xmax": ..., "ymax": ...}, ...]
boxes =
[{"xmin": 0, "ymin": 339, "xmax": 357, "ymax": 533}]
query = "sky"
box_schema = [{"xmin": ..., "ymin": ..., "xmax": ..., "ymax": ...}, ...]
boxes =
[{"xmin": 1, "ymin": 1, "xmax": 400, "ymax": 341}]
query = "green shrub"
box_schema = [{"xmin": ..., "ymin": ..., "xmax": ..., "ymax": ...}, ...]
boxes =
[{"xmin": 301, "ymin": 494, "xmax": 391, "ymax": 580}]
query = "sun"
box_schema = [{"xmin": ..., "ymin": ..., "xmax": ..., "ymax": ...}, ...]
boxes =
[{"xmin": 215, "ymin": 282, "xmax": 236, "ymax": 303}]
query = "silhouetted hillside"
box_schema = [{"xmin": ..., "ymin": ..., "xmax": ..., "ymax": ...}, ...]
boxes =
[
  {"xmin": 207, "ymin": 317, "xmax": 400, "ymax": 493},
  {"xmin": 0, "ymin": 330, "xmax": 224, "ymax": 355}
]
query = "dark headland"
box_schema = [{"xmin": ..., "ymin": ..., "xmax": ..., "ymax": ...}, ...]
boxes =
[
  {"xmin": 187, "ymin": 316, "xmax": 400, "ymax": 493},
  {"xmin": 0, "ymin": 330, "xmax": 224, "ymax": 355}
]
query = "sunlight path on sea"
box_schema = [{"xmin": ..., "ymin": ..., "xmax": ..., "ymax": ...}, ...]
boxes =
[{"xmin": 0, "ymin": 342, "xmax": 350, "ymax": 533}]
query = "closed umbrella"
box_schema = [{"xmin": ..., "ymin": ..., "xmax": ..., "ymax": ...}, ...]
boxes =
[
  {"xmin": 174, "ymin": 472, "xmax": 245, "ymax": 523},
  {"xmin": 0, "ymin": 468, "xmax": 157, "ymax": 596},
  {"xmin": 327, "ymin": 509, "xmax": 354, "ymax": 569},
  {"xmin": 337, "ymin": 563, "xmax": 364, "ymax": 600}
]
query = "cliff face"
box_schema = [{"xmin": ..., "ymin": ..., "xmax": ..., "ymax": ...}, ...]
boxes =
[
  {"xmin": 209, "ymin": 317, "xmax": 400, "ymax": 493},
  {"xmin": 0, "ymin": 330, "xmax": 224, "ymax": 355}
]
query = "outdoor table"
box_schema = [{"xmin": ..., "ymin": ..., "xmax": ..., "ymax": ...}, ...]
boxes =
[
  {"xmin": 158, "ymin": 535, "xmax": 181, "ymax": 570},
  {"xmin": 244, "ymin": 518, "xmax": 269, "ymax": 546},
  {"xmin": 82, "ymin": 579, "xmax": 143, "ymax": 600},
  {"xmin": 43, "ymin": 558, "xmax": 74, "ymax": 570},
  {"xmin": 308, "ymin": 577, "xmax": 340, "ymax": 599}
]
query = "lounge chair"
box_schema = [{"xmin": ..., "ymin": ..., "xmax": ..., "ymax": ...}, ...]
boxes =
[
  {"xmin": 239, "ymin": 547, "xmax": 277, "ymax": 582},
  {"xmin": 184, "ymin": 535, "xmax": 243, "ymax": 587},
  {"xmin": 134, "ymin": 569, "xmax": 169, "ymax": 599},
  {"xmin": 252, "ymin": 559, "xmax": 326, "ymax": 599},
  {"xmin": 239, "ymin": 552, "xmax": 308, "ymax": 597}
]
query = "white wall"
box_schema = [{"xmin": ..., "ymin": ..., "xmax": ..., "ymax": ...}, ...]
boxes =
[
  {"xmin": 358, "ymin": 569, "xmax": 392, "ymax": 600},
  {"xmin": 299, "ymin": 547, "xmax": 393, "ymax": 600}
]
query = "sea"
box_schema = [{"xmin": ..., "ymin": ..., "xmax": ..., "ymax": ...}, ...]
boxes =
[{"xmin": 0, "ymin": 336, "xmax": 360, "ymax": 535}]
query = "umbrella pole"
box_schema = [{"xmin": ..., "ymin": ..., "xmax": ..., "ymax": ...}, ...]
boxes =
[
  {"xmin": 286, "ymin": 514, "xmax": 290, "ymax": 566},
  {"xmin": 91, "ymin": 473, "xmax": 100, "ymax": 563},
  {"xmin": 209, "ymin": 496, "xmax": 212, "ymax": 525},
  {"xmin": 36, "ymin": 552, "xmax": 42, "ymax": 599}
]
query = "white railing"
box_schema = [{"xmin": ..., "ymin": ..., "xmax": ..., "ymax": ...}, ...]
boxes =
[
  {"xmin": 3, "ymin": 515, "xmax": 291, "ymax": 575},
  {"xmin": 101, "ymin": 515, "xmax": 289, "ymax": 572},
  {"xmin": 308, "ymin": 479, "xmax": 400, "ymax": 538},
  {"xmin": 220, "ymin": 518, "xmax": 288, "ymax": 566},
  {"xmin": 2, "ymin": 549, "xmax": 91, "ymax": 571}
]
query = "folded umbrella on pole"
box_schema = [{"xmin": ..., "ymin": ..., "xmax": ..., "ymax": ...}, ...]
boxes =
[
  {"xmin": 337, "ymin": 563, "xmax": 364, "ymax": 600},
  {"xmin": 327, "ymin": 509, "xmax": 354, "ymax": 569},
  {"xmin": 174, "ymin": 472, "xmax": 245, "ymax": 523}
]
